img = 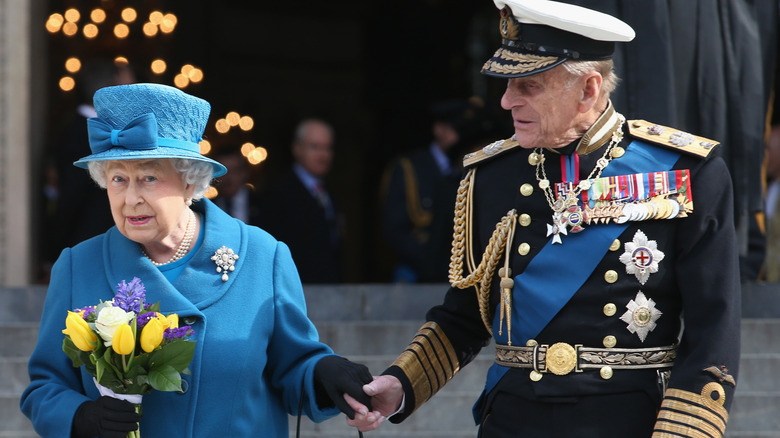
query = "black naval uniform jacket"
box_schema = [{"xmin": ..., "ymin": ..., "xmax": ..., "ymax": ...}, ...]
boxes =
[{"xmin": 384, "ymin": 113, "xmax": 741, "ymax": 437}]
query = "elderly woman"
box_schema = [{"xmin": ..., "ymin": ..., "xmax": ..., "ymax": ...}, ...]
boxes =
[{"xmin": 20, "ymin": 83, "xmax": 371, "ymax": 438}]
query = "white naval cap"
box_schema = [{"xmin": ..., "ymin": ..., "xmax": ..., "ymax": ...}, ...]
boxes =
[{"xmin": 482, "ymin": 0, "xmax": 636, "ymax": 78}]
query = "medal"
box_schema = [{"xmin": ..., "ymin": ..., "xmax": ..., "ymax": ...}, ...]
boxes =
[
  {"xmin": 620, "ymin": 291, "xmax": 662, "ymax": 342},
  {"xmin": 619, "ymin": 230, "xmax": 665, "ymax": 285},
  {"xmin": 535, "ymin": 114, "xmax": 626, "ymax": 244}
]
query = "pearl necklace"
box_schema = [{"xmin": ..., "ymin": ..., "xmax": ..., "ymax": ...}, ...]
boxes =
[{"xmin": 143, "ymin": 209, "xmax": 196, "ymax": 266}]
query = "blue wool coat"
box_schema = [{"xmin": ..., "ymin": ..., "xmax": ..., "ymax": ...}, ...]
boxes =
[{"xmin": 21, "ymin": 199, "xmax": 339, "ymax": 437}]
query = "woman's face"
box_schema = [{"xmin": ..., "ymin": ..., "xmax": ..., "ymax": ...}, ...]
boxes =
[{"xmin": 105, "ymin": 159, "xmax": 193, "ymax": 247}]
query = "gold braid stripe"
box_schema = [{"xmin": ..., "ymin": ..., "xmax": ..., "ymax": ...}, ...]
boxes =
[
  {"xmin": 481, "ymin": 49, "xmax": 560, "ymax": 75},
  {"xmin": 448, "ymin": 168, "xmax": 518, "ymax": 332},
  {"xmin": 653, "ymin": 387, "xmax": 729, "ymax": 438},
  {"xmin": 399, "ymin": 157, "xmax": 433, "ymax": 230},
  {"xmin": 497, "ymin": 48, "xmax": 559, "ymax": 64},
  {"xmin": 390, "ymin": 322, "xmax": 460, "ymax": 414}
]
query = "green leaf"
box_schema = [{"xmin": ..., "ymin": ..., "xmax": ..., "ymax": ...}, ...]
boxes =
[
  {"xmin": 125, "ymin": 354, "xmax": 151, "ymax": 380},
  {"xmin": 94, "ymin": 352, "xmax": 123, "ymax": 391},
  {"xmin": 148, "ymin": 365, "xmax": 182, "ymax": 392},
  {"xmin": 95, "ymin": 355, "xmax": 105, "ymax": 384},
  {"xmin": 62, "ymin": 338, "xmax": 84, "ymax": 367},
  {"xmin": 149, "ymin": 341, "xmax": 195, "ymax": 372},
  {"xmin": 145, "ymin": 302, "xmax": 160, "ymax": 314}
]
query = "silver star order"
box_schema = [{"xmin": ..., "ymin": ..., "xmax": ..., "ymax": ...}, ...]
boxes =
[
  {"xmin": 620, "ymin": 291, "xmax": 662, "ymax": 342},
  {"xmin": 619, "ymin": 230, "xmax": 664, "ymax": 285}
]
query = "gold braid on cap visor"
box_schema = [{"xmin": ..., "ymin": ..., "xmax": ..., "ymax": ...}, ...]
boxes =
[
  {"xmin": 390, "ymin": 322, "xmax": 460, "ymax": 414},
  {"xmin": 481, "ymin": 48, "xmax": 560, "ymax": 75}
]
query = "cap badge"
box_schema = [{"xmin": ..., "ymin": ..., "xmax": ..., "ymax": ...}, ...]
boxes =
[
  {"xmin": 211, "ymin": 246, "xmax": 239, "ymax": 282},
  {"xmin": 619, "ymin": 230, "xmax": 665, "ymax": 285},
  {"xmin": 620, "ymin": 291, "xmax": 662, "ymax": 342},
  {"xmin": 499, "ymin": 7, "xmax": 519, "ymax": 40}
]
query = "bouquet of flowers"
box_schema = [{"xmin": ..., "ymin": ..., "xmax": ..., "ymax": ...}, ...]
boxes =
[{"xmin": 62, "ymin": 277, "xmax": 196, "ymax": 438}]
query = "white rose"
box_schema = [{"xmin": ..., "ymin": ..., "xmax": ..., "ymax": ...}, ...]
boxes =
[{"xmin": 94, "ymin": 306, "xmax": 134, "ymax": 346}]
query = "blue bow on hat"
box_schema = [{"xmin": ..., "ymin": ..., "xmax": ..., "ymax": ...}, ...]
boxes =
[
  {"xmin": 87, "ymin": 113, "xmax": 159, "ymax": 154},
  {"xmin": 74, "ymin": 83, "xmax": 227, "ymax": 177}
]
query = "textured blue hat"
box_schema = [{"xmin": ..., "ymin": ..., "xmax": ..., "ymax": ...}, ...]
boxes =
[{"xmin": 74, "ymin": 83, "xmax": 227, "ymax": 177}]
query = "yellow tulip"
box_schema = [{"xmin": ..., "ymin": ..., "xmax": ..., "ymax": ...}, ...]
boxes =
[
  {"xmin": 62, "ymin": 311, "xmax": 97, "ymax": 352},
  {"xmin": 111, "ymin": 323, "xmax": 135, "ymax": 355},
  {"xmin": 165, "ymin": 313, "xmax": 179, "ymax": 329},
  {"xmin": 140, "ymin": 317, "xmax": 164, "ymax": 353},
  {"xmin": 155, "ymin": 312, "xmax": 171, "ymax": 329}
]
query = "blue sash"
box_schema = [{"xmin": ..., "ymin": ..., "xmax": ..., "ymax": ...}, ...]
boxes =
[{"xmin": 472, "ymin": 140, "xmax": 681, "ymax": 424}]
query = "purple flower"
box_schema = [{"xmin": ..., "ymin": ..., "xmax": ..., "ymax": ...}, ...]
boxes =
[
  {"xmin": 136, "ymin": 312, "xmax": 156, "ymax": 329},
  {"xmin": 164, "ymin": 326, "xmax": 194, "ymax": 341},
  {"xmin": 75, "ymin": 306, "xmax": 96, "ymax": 319},
  {"xmin": 114, "ymin": 277, "xmax": 146, "ymax": 314}
]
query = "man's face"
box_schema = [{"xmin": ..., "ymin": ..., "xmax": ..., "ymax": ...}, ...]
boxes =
[
  {"xmin": 293, "ymin": 122, "xmax": 334, "ymax": 178},
  {"xmin": 500, "ymin": 66, "xmax": 584, "ymax": 149}
]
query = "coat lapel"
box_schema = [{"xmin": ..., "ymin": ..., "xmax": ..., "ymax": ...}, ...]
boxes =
[{"xmin": 100, "ymin": 199, "xmax": 245, "ymax": 316}]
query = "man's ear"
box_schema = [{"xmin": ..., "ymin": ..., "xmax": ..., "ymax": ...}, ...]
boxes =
[{"xmin": 579, "ymin": 72, "xmax": 603, "ymax": 113}]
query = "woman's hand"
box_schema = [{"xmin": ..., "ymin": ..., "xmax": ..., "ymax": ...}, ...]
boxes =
[
  {"xmin": 72, "ymin": 396, "xmax": 141, "ymax": 438},
  {"xmin": 313, "ymin": 355, "xmax": 373, "ymax": 419}
]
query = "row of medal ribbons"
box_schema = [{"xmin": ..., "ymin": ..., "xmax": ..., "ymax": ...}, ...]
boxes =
[{"xmin": 554, "ymin": 169, "xmax": 693, "ymax": 224}]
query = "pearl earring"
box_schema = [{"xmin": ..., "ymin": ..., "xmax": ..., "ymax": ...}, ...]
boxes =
[{"xmin": 186, "ymin": 198, "xmax": 192, "ymax": 206}]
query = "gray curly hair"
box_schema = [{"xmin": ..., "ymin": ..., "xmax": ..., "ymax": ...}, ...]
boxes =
[
  {"xmin": 87, "ymin": 158, "xmax": 214, "ymax": 201},
  {"xmin": 562, "ymin": 59, "xmax": 619, "ymax": 97}
]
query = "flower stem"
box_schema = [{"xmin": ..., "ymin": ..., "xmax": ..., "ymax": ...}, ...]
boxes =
[{"xmin": 127, "ymin": 404, "xmax": 142, "ymax": 438}]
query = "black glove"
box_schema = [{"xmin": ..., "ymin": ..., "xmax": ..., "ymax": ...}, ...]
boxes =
[
  {"xmin": 313, "ymin": 355, "xmax": 374, "ymax": 419},
  {"xmin": 72, "ymin": 396, "xmax": 142, "ymax": 438}
]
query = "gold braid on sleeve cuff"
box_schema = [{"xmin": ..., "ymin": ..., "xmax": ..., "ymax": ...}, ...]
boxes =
[
  {"xmin": 652, "ymin": 384, "xmax": 729, "ymax": 438},
  {"xmin": 390, "ymin": 321, "xmax": 460, "ymax": 413}
]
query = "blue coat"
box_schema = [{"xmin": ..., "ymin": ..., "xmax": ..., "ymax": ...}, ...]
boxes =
[{"xmin": 21, "ymin": 199, "xmax": 339, "ymax": 437}]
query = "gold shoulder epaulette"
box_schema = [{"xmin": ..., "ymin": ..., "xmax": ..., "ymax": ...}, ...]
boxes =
[
  {"xmin": 628, "ymin": 120, "xmax": 718, "ymax": 159},
  {"xmin": 463, "ymin": 137, "xmax": 521, "ymax": 168}
]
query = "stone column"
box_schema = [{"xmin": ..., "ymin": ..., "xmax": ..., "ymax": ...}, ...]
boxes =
[{"xmin": 0, "ymin": 1, "xmax": 32, "ymax": 286}]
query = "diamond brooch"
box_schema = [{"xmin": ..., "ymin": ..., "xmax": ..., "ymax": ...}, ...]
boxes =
[{"xmin": 211, "ymin": 246, "xmax": 239, "ymax": 282}]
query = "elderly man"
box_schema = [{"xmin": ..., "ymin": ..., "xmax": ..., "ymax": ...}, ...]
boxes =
[
  {"xmin": 258, "ymin": 118, "xmax": 343, "ymax": 283},
  {"xmin": 347, "ymin": 0, "xmax": 741, "ymax": 437}
]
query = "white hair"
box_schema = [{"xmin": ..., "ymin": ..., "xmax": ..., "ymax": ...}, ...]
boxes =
[
  {"xmin": 561, "ymin": 59, "xmax": 620, "ymax": 97},
  {"xmin": 87, "ymin": 158, "xmax": 214, "ymax": 200}
]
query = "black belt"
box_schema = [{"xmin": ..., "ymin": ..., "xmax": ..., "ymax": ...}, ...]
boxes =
[{"xmin": 496, "ymin": 343, "xmax": 677, "ymax": 376}]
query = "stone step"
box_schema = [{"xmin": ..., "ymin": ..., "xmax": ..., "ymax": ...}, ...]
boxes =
[
  {"xmin": 0, "ymin": 392, "xmax": 34, "ymax": 434},
  {"xmin": 1, "ymin": 323, "xmax": 38, "ymax": 358},
  {"xmin": 727, "ymin": 393, "xmax": 780, "ymax": 434},
  {"xmin": 0, "ymin": 358, "xmax": 29, "ymax": 394},
  {"xmin": 741, "ymin": 319, "xmax": 780, "ymax": 354}
]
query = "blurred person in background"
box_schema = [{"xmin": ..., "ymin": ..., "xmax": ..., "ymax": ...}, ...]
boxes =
[
  {"xmin": 212, "ymin": 147, "xmax": 261, "ymax": 226},
  {"xmin": 380, "ymin": 98, "xmax": 486, "ymax": 283},
  {"xmin": 258, "ymin": 118, "xmax": 343, "ymax": 283}
]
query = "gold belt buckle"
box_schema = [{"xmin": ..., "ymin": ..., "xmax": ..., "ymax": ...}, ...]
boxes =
[{"xmin": 543, "ymin": 342, "xmax": 579, "ymax": 375}]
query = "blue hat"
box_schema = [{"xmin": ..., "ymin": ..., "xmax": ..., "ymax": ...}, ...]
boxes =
[
  {"xmin": 74, "ymin": 83, "xmax": 227, "ymax": 177},
  {"xmin": 481, "ymin": 0, "xmax": 635, "ymax": 78}
]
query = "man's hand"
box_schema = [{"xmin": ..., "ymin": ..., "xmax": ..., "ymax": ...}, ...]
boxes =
[{"xmin": 345, "ymin": 375, "xmax": 404, "ymax": 432}]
